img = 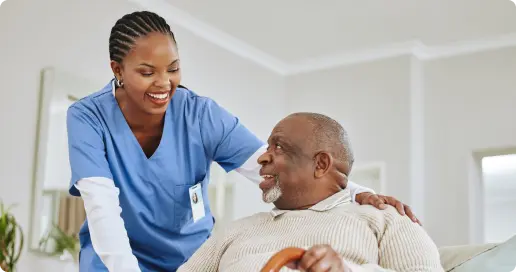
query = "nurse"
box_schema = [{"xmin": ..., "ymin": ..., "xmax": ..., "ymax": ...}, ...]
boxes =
[{"xmin": 67, "ymin": 11, "xmax": 419, "ymax": 272}]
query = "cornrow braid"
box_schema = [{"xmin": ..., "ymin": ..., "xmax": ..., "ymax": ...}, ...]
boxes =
[{"xmin": 109, "ymin": 11, "xmax": 176, "ymax": 63}]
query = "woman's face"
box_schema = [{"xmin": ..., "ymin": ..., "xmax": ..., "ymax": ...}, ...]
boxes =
[{"xmin": 111, "ymin": 32, "xmax": 181, "ymax": 115}]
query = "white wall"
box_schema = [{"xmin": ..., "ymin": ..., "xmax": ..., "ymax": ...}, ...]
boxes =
[
  {"xmin": 0, "ymin": 0, "xmax": 284, "ymax": 270},
  {"xmin": 286, "ymin": 57, "xmax": 413, "ymax": 203},
  {"xmin": 423, "ymin": 47, "xmax": 516, "ymax": 246}
]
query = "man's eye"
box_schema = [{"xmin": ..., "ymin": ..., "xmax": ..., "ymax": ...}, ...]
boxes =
[{"xmin": 275, "ymin": 143, "xmax": 282, "ymax": 149}]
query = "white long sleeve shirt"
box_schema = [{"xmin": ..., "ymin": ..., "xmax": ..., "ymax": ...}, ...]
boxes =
[{"xmin": 75, "ymin": 145, "xmax": 374, "ymax": 271}]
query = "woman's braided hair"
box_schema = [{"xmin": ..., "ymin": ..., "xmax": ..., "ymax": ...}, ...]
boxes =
[{"xmin": 109, "ymin": 11, "xmax": 176, "ymax": 63}]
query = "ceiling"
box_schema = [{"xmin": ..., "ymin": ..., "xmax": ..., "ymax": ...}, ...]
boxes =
[{"xmin": 165, "ymin": 0, "xmax": 516, "ymax": 63}]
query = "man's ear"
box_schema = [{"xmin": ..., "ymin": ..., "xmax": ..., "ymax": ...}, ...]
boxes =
[
  {"xmin": 314, "ymin": 152, "xmax": 333, "ymax": 178},
  {"xmin": 110, "ymin": 60, "xmax": 123, "ymax": 80}
]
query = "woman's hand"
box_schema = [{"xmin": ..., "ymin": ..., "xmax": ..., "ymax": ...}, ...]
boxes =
[
  {"xmin": 355, "ymin": 192, "xmax": 421, "ymax": 225},
  {"xmin": 286, "ymin": 245, "xmax": 350, "ymax": 272}
]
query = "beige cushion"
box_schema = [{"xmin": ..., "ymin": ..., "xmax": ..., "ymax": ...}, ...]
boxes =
[{"xmin": 438, "ymin": 243, "xmax": 498, "ymax": 271}]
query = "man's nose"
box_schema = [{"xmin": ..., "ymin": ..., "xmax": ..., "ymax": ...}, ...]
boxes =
[{"xmin": 257, "ymin": 150, "xmax": 272, "ymax": 165}]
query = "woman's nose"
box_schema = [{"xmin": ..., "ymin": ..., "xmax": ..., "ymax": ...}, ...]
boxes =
[{"xmin": 155, "ymin": 74, "xmax": 172, "ymax": 89}]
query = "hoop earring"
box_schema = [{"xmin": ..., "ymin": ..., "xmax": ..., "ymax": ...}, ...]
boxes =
[{"xmin": 116, "ymin": 78, "xmax": 124, "ymax": 88}]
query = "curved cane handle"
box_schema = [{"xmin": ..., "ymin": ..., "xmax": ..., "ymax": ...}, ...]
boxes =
[{"xmin": 260, "ymin": 247, "xmax": 306, "ymax": 272}]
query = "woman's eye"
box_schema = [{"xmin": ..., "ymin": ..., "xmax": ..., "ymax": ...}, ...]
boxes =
[
  {"xmin": 141, "ymin": 72, "xmax": 153, "ymax": 77},
  {"xmin": 168, "ymin": 68, "xmax": 179, "ymax": 73}
]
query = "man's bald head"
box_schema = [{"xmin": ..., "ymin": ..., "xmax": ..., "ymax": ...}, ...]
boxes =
[{"xmin": 287, "ymin": 112, "xmax": 354, "ymax": 175}]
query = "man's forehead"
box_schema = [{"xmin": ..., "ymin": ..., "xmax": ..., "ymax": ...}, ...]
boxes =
[{"xmin": 270, "ymin": 116, "xmax": 311, "ymax": 141}]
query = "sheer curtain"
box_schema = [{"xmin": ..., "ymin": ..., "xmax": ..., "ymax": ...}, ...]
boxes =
[{"xmin": 57, "ymin": 193, "xmax": 86, "ymax": 236}]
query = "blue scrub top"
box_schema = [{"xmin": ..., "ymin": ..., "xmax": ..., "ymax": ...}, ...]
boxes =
[{"xmin": 66, "ymin": 80, "xmax": 263, "ymax": 271}]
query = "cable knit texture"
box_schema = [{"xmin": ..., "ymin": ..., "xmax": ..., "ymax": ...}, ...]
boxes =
[{"xmin": 177, "ymin": 190, "xmax": 444, "ymax": 272}]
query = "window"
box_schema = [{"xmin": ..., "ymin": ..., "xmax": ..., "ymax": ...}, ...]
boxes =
[{"xmin": 482, "ymin": 154, "xmax": 516, "ymax": 243}]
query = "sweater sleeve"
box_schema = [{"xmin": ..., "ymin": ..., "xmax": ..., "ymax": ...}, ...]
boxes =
[
  {"xmin": 370, "ymin": 207, "xmax": 444, "ymax": 272},
  {"xmin": 177, "ymin": 229, "xmax": 231, "ymax": 272}
]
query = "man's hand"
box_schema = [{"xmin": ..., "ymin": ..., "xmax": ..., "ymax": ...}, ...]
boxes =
[
  {"xmin": 355, "ymin": 192, "xmax": 421, "ymax": 225},
  {"xmin": 286, "ymin": 245, "xmax": 350, "ymax": 272}
]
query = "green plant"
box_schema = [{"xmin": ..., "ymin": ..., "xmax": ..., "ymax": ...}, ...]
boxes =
[
  {"xmin": 39, "ymin": 225, "xmax": 79, "ymax": 262},
  {"xmin": 0, "ymin": 202, "xmax": 24, "ymax": 272}
]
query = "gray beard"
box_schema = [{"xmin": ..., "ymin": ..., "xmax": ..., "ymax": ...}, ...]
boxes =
[{"xmin": 263, "ymin": 175, "xmax": 282, "ymax": 203}]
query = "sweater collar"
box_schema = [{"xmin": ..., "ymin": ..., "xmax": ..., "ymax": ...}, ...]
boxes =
[{"xmin": 270, "ymin": 188, "xmax": 352, "ymax": 218}]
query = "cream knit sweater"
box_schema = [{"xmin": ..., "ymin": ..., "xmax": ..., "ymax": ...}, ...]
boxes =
[{"xmin": 177, "ymin": 190, "xmax": 444, "ymax": 272}]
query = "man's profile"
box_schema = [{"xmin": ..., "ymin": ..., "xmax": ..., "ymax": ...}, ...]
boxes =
[{"xmin": 178, "ymin": 112, "xmax": 443, "ymax": 272}]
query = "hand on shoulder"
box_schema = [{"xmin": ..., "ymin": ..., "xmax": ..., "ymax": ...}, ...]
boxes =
[{"xmin": 355, "ymin": 192, "xmax": 421, "ymax": 225}]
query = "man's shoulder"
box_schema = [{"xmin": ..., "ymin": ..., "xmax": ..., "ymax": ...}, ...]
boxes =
[{"xmin": 331, "ymin": 204, "xmax": 412, "ymax": 228}]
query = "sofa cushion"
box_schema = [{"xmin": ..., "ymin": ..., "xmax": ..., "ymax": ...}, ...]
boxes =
[
  {"xmin": 439, "ymin": 235, "xmax": 516, "ymax": 272},
  {"xmin": 439, "ymin": 243, "xmax": 497, "ymax": 271}
]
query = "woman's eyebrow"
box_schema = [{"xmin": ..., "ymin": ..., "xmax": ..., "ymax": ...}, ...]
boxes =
[{"xmin": 138, "ymin": 59, "xmax": 179, "ymax": 68}]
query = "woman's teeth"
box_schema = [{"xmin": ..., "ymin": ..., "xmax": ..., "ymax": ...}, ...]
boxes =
[
  {"xmin": 261, "ymin": 175, "xmax": 275, "ymax": 179},
  {"xmin": 147, "ymin": 93, "xmax": 169, "ymax": 100}
]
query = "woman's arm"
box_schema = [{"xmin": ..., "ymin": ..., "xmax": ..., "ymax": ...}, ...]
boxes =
[
  {"xmin": 67, "ymin": 105, "xmax": 140, "ymax": 271},
  {"xmin": 346, "ymin": 181, "xmax": 375, "ymax": 202},
  {"xmin": 233, "ymin": 144, "xmax": 266, "ymax": 185},
  {"xmin": 198, "ymin": 98, "xmax": 263, "ymax": 173},
  {"xmin": 75, "ymin": 178, "xmax": 141, "ymax": 272}
]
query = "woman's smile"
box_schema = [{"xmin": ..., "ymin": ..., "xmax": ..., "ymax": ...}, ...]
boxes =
[{"xmin": 145, "ymin": 91, "xmax": 170, "ymax": 106}]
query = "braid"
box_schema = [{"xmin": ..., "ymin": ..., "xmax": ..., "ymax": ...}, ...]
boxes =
[{"xmin": 109, "ymin": 11, "xmax": 176, "ymax": 63}]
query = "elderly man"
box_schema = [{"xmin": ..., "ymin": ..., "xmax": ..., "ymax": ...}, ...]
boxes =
[{"xmin": 178, "ymin": 113, "xmax": 443, "ymax": 272}]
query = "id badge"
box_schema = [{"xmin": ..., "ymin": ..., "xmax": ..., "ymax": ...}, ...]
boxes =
[{"xmin": 189, "ymin": 183, "xmax": 205, "ymax": 222}]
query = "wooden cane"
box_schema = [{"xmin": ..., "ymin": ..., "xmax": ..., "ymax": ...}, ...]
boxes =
[{"xmin": 260, "ymin": 247, "xmax": 306, "ymax": 272}]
